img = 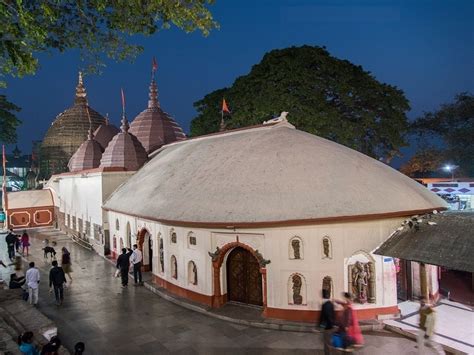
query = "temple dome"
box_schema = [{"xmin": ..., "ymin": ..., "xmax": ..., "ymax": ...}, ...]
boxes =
[
  {"xmin": 93, "ymin": 116, "xmax": 120, "ymax": 150},
  {"xmin": 104, "ymin": 119, "xmax": 447, "ymax": 226},
  {"xmin": 40, "ymin": 73, "xmax": 106, "ymax": 178},
  {"xmin": 99, "ymin": 114, "xmax": 148, "ymax": 171},
  {"xmin": 68, "ymin": 130, "xmax": 104, "ymax": 172},
  {"xmin": 129, "ymin": 79, "xmax": 186, "ymax": 154}
]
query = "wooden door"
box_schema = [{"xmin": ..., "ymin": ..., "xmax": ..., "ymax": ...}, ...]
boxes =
[
  {"xmin": 397, "ymin": 259, "xmax": 412, "ymax": 301},
  {"xmin": 226, "ymin": 247, "xmax": 263, "ymax": 306}
]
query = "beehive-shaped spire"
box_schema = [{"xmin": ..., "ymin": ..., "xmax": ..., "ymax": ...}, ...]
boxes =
[
  {"xmin": 129, "ymin": 69, "xmax": 186, "ymax": 154},
  {"xmin": 100, "ymin": 96, "xmax": 148, "ymax": 171}
]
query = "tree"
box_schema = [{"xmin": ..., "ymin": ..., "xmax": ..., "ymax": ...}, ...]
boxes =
[
  {"xmin": 412, "ymin": 93, "xmax": 474, "ymax": 176},
  {"xmin": 0, "ymin": 0, "xmax": 217, "ymax": 144},
  {"xmin": 0, "ymin": 95, "xmax": 21, "ymax": 144},
  {"xmin": 191, "ymin": 46, "xmax": 410, "ymax": 159},
  {"xmin": 0, "ymin": 0, "xmax": 217, "ymax": 83},
  {"xmin": 399, "ymin": 147, "xmax": 446, "ymax": 177}
]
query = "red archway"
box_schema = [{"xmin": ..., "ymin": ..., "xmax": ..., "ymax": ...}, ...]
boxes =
[{"xmin": 210, "ymin": 241, "xmax": 268, "ymax": 315}]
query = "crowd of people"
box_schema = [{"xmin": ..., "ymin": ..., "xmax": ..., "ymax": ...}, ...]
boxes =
[
  {"xmin": 17, "ymin": 332, "xmax": 85, "ymax": 355},
  {"xmin": 318, "ymin": 291, "xmax": 444, "ymax": 354},
  {"xmin": 116, "ymin": 244, "xmax": 143, "ymax": 288},
  {"xmin": 2, "ymin": 228, "xmax": 85, "ymax": 353}
]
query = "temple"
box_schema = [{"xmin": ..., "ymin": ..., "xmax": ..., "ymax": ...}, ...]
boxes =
[{"xmin": 35, "ymin": 69, "xmax": 450, "ymax": 323}]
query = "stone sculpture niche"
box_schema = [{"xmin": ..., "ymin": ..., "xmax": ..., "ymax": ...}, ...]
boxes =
[
  {"xmin": 322, "ymin": 237, "xmax": 331, "ymax": 259},
  {"xmin": 292, "ymin": 274, "xmax": 303, "ymax": 305},
  {"xmin": 322, "ymin": 276, "xmax": 332, "ymax": 298},
  {"xmin": 159, "ymin": 238, "xmax": 164, "ymax": 272},
  {"xmin": 348, "ymin": 261, "xmax": 375, "ymax": 304},
  {"xmin": 291, "ymin": 239, "xmax": 301, "ymax": 259},
  {"xmin": 171, "ymin": 255, "xmax": 177, "ymax": 279}
]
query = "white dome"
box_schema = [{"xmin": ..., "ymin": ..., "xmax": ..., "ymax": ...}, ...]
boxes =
[{"xmin": 104, "ymin": 121, "xmax": 446, "ymax": 226}]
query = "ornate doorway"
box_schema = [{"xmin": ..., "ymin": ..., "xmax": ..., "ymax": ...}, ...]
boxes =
[{"xmin": 226, "ymin": 247, "xmax": 263, "ymax": 306}]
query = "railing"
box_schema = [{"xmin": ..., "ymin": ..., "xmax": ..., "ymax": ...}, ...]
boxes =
[{"xmin": 70, "ymin": 233, "xmax": 93, "ymax": 251}]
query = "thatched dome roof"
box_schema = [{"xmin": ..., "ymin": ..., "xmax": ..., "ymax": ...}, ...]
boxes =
[{"xmin": 104, "ymin": 119, "xmax": 446, "ymax": 227}]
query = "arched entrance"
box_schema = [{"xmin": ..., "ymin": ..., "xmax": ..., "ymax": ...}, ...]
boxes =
[
  {"xmin": 226, "ymin": 247, "xmax": 263, "ymax": 306},
  {"xmin": 137, "ymin": 228, "xmax": 152, "ymax": 272}
]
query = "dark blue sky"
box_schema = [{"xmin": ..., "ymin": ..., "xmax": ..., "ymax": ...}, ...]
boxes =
[{"xmin": 4, "ymin": 0, "xmax": 473, "ymax": 166}]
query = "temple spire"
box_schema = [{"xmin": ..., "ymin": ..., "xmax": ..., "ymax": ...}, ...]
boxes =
[
  {"xmin": 148, "ymin": 79, "xmax": 160, "ymax": 109},
  {"xmin": 74, "ymin": 71, "xmax": 87, "ymax": 105}
]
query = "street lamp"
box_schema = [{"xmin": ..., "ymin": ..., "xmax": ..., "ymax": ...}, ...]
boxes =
[{"xmin": 443, "ymin": 164, "xmax": 459, "ymax": 181}]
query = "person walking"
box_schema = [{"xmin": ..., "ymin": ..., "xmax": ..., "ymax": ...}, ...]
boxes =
[
  {"xmin": 18, "ymin": 331, "xmax": 39, "ymax": 355},
  {"xmin": 319, "ymin": 289, "xmax": 335, "ymax": 355},
  {"xmin": 337, "ymin": 292, "xmax": 364, "ymax": 346},
  {"xmin": 25, "ymin": 262, "xmax": 40, "ymax": 306},
  {"xmin": 6, "ymin": 228, "xmax": 17, "ymax": 260},
  {"xmin": 49, "ymin": 260, "xmax": 67, "ymax": 306},
  {"xmin": 116, "ymin": 248, "xmax": 132, "ymax": 288},
  {"xmin": 417, "ymin": 299, "xmax": 445, "ymax": 354},
  {"xmin": 130, "ymin": 244, "xmax": 143, "ymax": 286},
  {"xmin": 21, "ymin": 230, "xmax": 30, "ymax": 256},
  {"xmin": 61, "ymin": 247, "xmax": 72, "ymax": 281}
]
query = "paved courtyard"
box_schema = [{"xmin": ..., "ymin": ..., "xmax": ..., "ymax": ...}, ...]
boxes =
[{"xmin": 1, "ymin": 228, "xmax": 432, "ymax": 354}]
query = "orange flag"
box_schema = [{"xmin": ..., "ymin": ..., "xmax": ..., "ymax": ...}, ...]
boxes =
[{"xmin": 222, "ymin": 98, "xmax": 231, "ymax": 114}]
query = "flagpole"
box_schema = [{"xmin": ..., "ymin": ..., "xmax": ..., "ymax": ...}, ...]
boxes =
[{"xmin": 2, "ymin": 145, "xmax": 8, "ymax": 229}]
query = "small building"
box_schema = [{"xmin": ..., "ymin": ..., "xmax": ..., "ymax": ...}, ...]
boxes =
[
  {"xmin": 417, "ymin": 178, "xmax": 474, "ymax": 211},
  {"xmin": 103, "ymin": 118, "xmax": 446, "ymax": 322},
  {"xmin": 374, "ymin": 211, "xmax": 474, "ymax": 305},
  {"xmin": 6, "ymin": 189, "xmax": 55, "ymax": 229}
]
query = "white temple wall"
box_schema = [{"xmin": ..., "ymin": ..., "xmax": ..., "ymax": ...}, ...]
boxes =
[
  {"xmin": 107, "ymin": 210, "xmax": 404, "ymax": 313},
  {"xmin": 49, "ymin": 171, "xmax": 133, "ymax": 253}
]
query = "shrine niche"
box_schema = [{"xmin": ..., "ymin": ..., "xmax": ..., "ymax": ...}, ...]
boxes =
[
  {"xmin": 348, "ymin": 259, "xmax": 376, "ymax": 304},
  {"xmin": 171, "ymin": 255, "xmax": 177, "ymax": 279},
  {"xmin": 322, "ymin": 236, "xmax": 332, "ymax": 259},
  {"xmin": 288, "ymin": 273, "xmax": 306, "ymax": 305},
  {"xmin": 188, "ymin": 261, "xmax": 198, "ymax": 285},
  {"xmin": 115, "ymin": 218, "xmax": 120, "ymax": 231},
  {"xmin": 322, "ymin": 276, "xmax": 333, "ymax": 299},
  {"xmin": 170, "ymin": 228, "xmax": 177, "ymax": 244},
  {"xmin": 158, "ymin": 234, "xmax": 164, "ymax": 273},
  {"xmin": 289, "ymin": 236, "xmax": 303, "ymax": 260}
]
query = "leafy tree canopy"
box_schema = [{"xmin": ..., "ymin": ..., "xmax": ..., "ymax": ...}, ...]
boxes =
[
  {"xmin": 412, "ymin": 93, "xmax": 474, "ymax": 176},
  {"xmin": 399, "ymin": 147, "xmax": 446, "ymax": 178},
  {"xmin": 0, "ymin": 95, "xmax": 21, "ymax": 144},
  {"xmin": 0, "ymin": 0, "xmax": 217, "ymax": 85},
  {"xmin": 0, "ymin": 0, "xmax": 217, "ymax": 144},
  {"xmin": 191, "ymin": 45, "xmax": 410, "ymax": 159}
]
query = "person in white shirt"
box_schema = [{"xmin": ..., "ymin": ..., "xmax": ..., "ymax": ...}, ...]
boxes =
[
  {"xmin": 25, "ymin": 262, "xmax": 40, "ymax": 305},
  {"xmin": 130, "ymin": 244, "xmax": 143, "ymax": 286}
]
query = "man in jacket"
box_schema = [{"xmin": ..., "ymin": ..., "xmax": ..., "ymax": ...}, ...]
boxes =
[
  {"xmin": 130, "ymin": 244, "xmax": 143, "ymax": 286},
  {"xmin": 5, "ymin": 229, "xmax": 17, "ymax": 260},
  {"xmin": 49, "ymin": 260, "xmax": 67, "ymax": 305},
  {"xmin": 116, "ymin": 248, "xmax": 132, "ymax": 288}
]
